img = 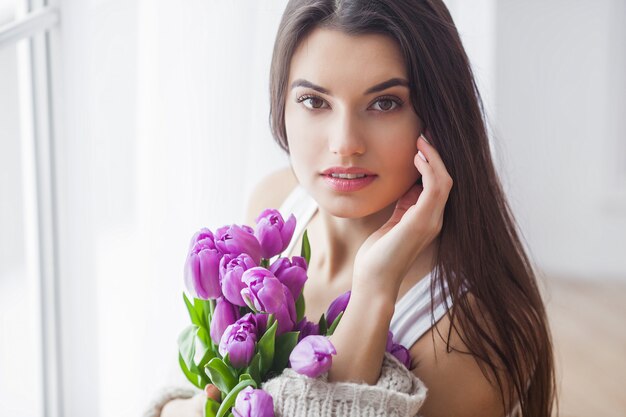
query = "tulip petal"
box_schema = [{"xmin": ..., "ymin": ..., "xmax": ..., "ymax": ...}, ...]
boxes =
[
  {"xmin": 184, "ymin": 253, "xmax": 204, "ymax": 299},
  {"xmin": 390, "ymin": 343, "xmax": 412, "ymax": 369},
  {"xmin": 277, "ymin": 265, "xmax": 307, "ymax": 301},
  {"xmin": 228, "ymin": 338, "xmax": 256, "ymax": 368},
  {"xmin": 280, "ymin": 214, "xmax": 297, "ymax": 247},
  {"xmin": 233, "ymin": 386, "xmax": 275, "ymax": 417},
  {"xmin": 325, "ymin": 291, "xmax": 351, "ymax": 325},
  {"xmin": 210, "ymin": 297, "xmax": 240, "ymax": 343},
  {"xmin": 256, "ymin": 225, "xmax": 283, "ymax": 259},
  {"xmin": 198, "ymin": 249, "xmax": 222, "ymax": 299},
  {"xmin": 289, "ymin": 335, "xmax": 336, "ymax": 378}
]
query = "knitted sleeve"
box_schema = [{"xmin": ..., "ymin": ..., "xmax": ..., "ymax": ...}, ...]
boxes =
[
  {"xmin": 143, "ymin": 352, "xmax": 427, "ymax": 417},
  {"xmin": 261, "ymin": 352, "xmax": 428, "ymax": 417}
]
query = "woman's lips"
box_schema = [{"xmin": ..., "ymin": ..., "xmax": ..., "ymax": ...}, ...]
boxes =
[
  {"xmin": 321, "ymin": 166, "xmax": 375, "ymax": 176},
  {"xmin": 321, "ymin": 174, "xmax": 377, "ymax": 192}
]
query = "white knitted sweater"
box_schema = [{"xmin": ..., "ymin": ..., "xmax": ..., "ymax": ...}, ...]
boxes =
[{"xmin": 144, "ymin": 352, "xmax": 427, "ymax": 417}]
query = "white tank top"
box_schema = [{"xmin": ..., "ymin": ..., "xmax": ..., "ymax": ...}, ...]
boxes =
[{"xmin": 277, "ymin": 184, "xmax": 451, "ymax": 349}]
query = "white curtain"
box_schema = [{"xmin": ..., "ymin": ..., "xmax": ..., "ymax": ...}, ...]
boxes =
[{"xmin": 55, "ymin": 1, "xmax": 288, "ymax": 416}]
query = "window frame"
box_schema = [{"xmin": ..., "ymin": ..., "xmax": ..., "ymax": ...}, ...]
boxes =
[{"xmin": 0, "ymin": 2, "xmax": 61, "ymax": 417}]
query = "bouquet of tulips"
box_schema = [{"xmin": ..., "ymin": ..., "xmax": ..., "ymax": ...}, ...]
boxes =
[
  {"xmin": 178, "ymin": 209, "xmax": 412, "ymax": 417},
  {"xmin": 178, "ymin": 209, "xmax": 346, "ymax": 417}
]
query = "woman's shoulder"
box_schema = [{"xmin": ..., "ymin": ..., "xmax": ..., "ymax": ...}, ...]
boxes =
[
  {"xmin": 244, "ymin": 166, "xmax": 299, "ymax": 226},
  {"xmin": 408, "ymin": 293, "xmax": 508, "ymax": 417}
]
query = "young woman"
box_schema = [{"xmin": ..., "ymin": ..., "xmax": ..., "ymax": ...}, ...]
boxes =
[{"xmin": 155, "ymin": 1, "xmax": 556, "ymax": 416}]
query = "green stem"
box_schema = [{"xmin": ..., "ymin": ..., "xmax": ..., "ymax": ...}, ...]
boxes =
[{"xmin": 208, "ymin": 299, "xmax": 217, "ymax": 350}]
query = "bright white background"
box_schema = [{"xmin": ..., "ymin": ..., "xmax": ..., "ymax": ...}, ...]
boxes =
[{"xmin": 1, "ymin": 0, "xmax": 625, "ymax": 416}]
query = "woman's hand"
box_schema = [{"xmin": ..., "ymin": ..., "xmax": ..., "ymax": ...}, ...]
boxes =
[
  {"xmin": 160, "ymin": 384, "xmax": 220, "ymax": 417},
  {"xmin": 353, "ymin": 130, "xmax": 453, "ymax": 300}
]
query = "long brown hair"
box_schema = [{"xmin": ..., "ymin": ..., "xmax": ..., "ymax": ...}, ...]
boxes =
[{"xmin": 268, "ymin": 1, "xmax": 556, "ymax": 416}]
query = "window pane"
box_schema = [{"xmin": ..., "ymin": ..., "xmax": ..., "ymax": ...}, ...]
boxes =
[
  {"xmin": 0, "ymin": 0, "xmax": 19, "ymax": 26},
  {"xmin": 0, "ymin": 39, "xmax": 44, "ymax": 417}
]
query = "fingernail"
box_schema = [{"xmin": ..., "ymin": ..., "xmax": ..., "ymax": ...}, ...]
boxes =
[
  {"xmin": 417, "ymin": 150, "xmax": 427, "ymax": 162},
  {"xmin": 419, "ymin": 133, "xmax": 431, "ymax": 146}
]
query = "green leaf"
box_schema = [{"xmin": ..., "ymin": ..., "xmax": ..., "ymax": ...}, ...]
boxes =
[
  {"xmin": 238, "ymin": 373, "xmax": 253, "ymax": 383},
  {"xmin": 178, "ymin": 325, "xmax": 199, "ymax": 371},
  {"xmin": 223, "ymin": 352, "xmax": 233, "ymax": 369},
  {"xmin": 197, "ymin": 340, "xmax": 217, "ymax": 369},
  {"xmin": 178, "ymin": 353, "xmax": 203, "ymax": 389},
  {"xmin": 215, "ymin": 379, "xmax": 257, "ymax": 417},
  {"xmin": 266, "ymin": 313, "xmax": 276, "ymax": 330},
  {"xmin": 183, "ymin": 293, "xmax": 203, "ymax": 327},
  {"xmin": 326, "ymin": 311, "xmax": 344, "ymax": 336},
  {"xmin": 244, "ymin": 353, "xmax": 262, "ymax": 385},
  {"xmin": 295, "ymin": 291, "xmax": 306, "ymax": 323},
  {"xmin": 300, "ymin": 229, "xmax": 311, "ymax": 265},
  {"xmin": 257, "ymin": 319, "xmax": 277, "ymax": 376},
  {"xmin": 205, "ymin": 357, "xmax": 238, "ymax": 393},
  {"xmin": 205, "ymin": 398, "xmax": 220, "ymax": 417},
  {"xmin": 191, "ymin": 328, "xmax": 213, "ymax": 387},
  {"xmin": 207, "ymin": 298, "xmax": 216, "ymax": 327},
  {"xmin": 196, "ymin": 325, "xmax": 211, "ymax": 349},
  {"xmin": 271, "ymin": 331, "xmax": 300, "ymax": 373},
  {"xmin": 194, "ymin": 298, "xmax": 208, "ymax": 329},
  {"xmin": 318, "ymin": 314, "xmax": 328, "ymax": 335}
]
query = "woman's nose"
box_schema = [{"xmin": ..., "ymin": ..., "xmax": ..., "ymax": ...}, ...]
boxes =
[{"xmin": 328, "ymin": 112, "xmax": 366, "ymax": 156}]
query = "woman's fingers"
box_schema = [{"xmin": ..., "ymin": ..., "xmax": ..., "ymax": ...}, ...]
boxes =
[
  {"xmin": 417, "ymin": 132, "xmax": 454, "ymax": 188},
  {"xmin": 387, "ymin": 183, "xmax": 424, "ymax": 226},
  {"xmin": 408, "ymin": 131, "xmax": 453, "ymax": 233},
  {"xmin": 415, "ymin": 133, "xmax": 453, "ymax": 199},
  {"xmin": 204, "ymin": 383, "xmax": 221, "ymax": 401}
]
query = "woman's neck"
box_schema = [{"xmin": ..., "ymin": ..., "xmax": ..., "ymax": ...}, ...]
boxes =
[{"xmin": 306, "ymin": 201, "xmax": 438, "ymax": 291}]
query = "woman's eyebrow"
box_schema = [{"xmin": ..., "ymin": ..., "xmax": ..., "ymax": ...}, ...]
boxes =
[{"xmin": 290, "ymin": 77, "xmax": 409, "ymax": 95}]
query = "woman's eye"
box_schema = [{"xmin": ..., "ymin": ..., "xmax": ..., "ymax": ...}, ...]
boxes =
[
  {"xmin": 371, "ymin": 98, "xmax": 401, "ymax": 112},
  {"xmin": 298, "ymin": 95, "xmax": 328, "ymax": 110}
]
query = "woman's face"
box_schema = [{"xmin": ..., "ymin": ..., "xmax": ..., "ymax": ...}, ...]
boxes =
[{"xmin": 285, "ymin": 27, "xmax": 423, "ymax": 219}]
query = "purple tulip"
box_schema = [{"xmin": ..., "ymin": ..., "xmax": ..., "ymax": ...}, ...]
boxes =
[
  {"xmin": 269, "ymin": 256, "xmax": 308, "ymax": 301},
  {"xmin": 219, "ymin": 315, "xmax": 258, "ymax": 368},
  {"xmin": 389, "ymin": 343, "xmax": 411, "ymax": 369},
  {"xmin": 289, "ymin": 335, "xmax": 336, "ymax": 378},
  {"xmin": 230, "ymin": 312, "xmax": 269, "ymax": 336},
  {"xmin": 295, "ymin": 317, "xmax": 320, "ymax": 342},
  {"xmin": 220, "ymin": 253, "xmax": 257, "ymax": 307},
  {"xmin": 184, "ymin": 237, "xmax": 223, "ymax": 300},
  {"xmin": 210, "ymin": 296, "xmax": 240, "ymax": 344},
  {"xmin": 240, "ymin": 268, "xmax": 285, "ymax": 313},
  {"xmin": 254, "ymin": 209, "xmax": 297, "ymax": 259},
  {"xmin": 232, "ymin": 386, "xmax": 275, "ymax": 417},
  {"xmin": 240, "ymin": 268, "xmax": 296, "ymax": 335},
  {"xmin": 325, "ymin": 290, "xmax": 351, "ymax": 326},
  {"xmin": 252, "ymin": 313, "xmax": 269, "ymax": 335},
  {"xmin": 186, "ymin": 228, "xmax": 216, "ymax": 252},
  {"xmin": 385, "ymin": 331, "xmax": 411, "ymax": 369},
  {"xmin": 215, "ymin": 224, "xmax": 262, "ymax": 264},
  {"xmin": 272, "ymin": 285, "xmax": 297, "ymax": 336}
]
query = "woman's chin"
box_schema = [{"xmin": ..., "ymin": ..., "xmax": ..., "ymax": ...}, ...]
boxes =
[{"xmin": 315, "ymin": 194, "xmax": 396, "ymax": 220}]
